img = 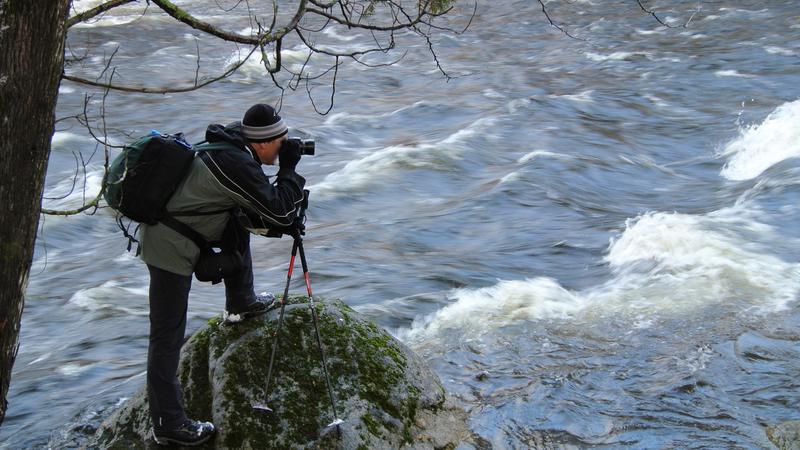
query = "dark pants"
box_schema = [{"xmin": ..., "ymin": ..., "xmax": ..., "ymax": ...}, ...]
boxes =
[{"xmin": 147, "ymin": 237, "xmax": 256, "ymax": 431}]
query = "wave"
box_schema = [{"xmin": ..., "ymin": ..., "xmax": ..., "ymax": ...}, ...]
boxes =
[
  {"xmin": 584, "ymin": 51, "xmax": 650, "ymax": 62},
  {"xmin": 309, "ymin": 117, "xmax": 495, "ymax": 197},
  {"xmin": 51, "ymin": 131, "xmax": 88, "ymax": 148},
  {"xmin": 320, "ymin": 100, "xmax": 449, "ymax": 127},
  {"xmin": 764, "ymin": 46, "xmax": 797, "ymax": 56},
  {"xmin": 549, "ymin": 90, "xmax": 594, "ymax": 103},
  {"xmin": 222, "ymin": 45, "xmax": 321, "ymax": 82},
  {"xmin": 70, "ymin": 0, "xmax": 146, "ymax": 27},
  {"xmin": 68, "ymin": 280, "xmax": 149, "ymax": 316},
  {"xmin": 720, "ymin": 99, "xmax": 800, "ymax": 181},
  {"xmin": 715, "ymin": 70, "xmax": 753, "ymax": 78},
  {"xmin": 223, "ymin": 39, "xmax": 373, "ymax": 82},
  {"xmin": 42, "ymin": 166, "xmax": 105, "ymax": 212},
  {"xmin": 399, "ymin": 207, "xmax": 800, "ymax": 344},
  {"xmin": 517, "ymin": 150, "xmax": 570, "ymax": 164}
]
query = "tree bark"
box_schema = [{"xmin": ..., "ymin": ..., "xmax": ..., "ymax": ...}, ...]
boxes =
[{"xmin": 0, "ymin": 0, "xmax": 72, "ymax": 426}]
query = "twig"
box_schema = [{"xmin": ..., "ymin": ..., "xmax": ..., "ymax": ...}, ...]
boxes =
[
  {"xmin": 637, "ymin": 0, "xmax": 697, "ymax": 28},
  {"xmin": 537, "ymin": 0, "xmax": 586, "ymax": 41},
  {"xmin": 306, "ymin": 57, "xmax": 340, "ymax": 115}
]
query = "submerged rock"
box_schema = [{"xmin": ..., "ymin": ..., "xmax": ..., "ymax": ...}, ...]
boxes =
[
  {"xmin": 768, "ymin": 421, "xmax": 800, "ymax": 450},
  {"xmin": 90, "ymin": 297, "xmax": 469, "ymax": 449}
]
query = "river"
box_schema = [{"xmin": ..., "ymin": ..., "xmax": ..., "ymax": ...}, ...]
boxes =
[{"xmin": 2, "ymin": 0, "xmax": 800, "ymax": 448}]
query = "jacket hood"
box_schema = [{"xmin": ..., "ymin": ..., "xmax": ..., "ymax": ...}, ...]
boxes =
[
  {"xmin": 205, "ymin": 122, "xmax": 246, "ymax": 148},
  {"xmin": 204, "ymin": 122, "xmax": 262, "ymax": 164}
]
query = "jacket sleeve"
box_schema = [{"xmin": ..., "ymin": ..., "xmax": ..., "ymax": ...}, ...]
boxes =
[{"xmin": 200, "ymin": 150, "xmax": 306, "ymax": 227}]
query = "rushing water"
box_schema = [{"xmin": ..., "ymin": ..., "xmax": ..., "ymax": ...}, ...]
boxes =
[{"xmin": 3, "ymin": 0, "xmax": 800, "ymax": 448}]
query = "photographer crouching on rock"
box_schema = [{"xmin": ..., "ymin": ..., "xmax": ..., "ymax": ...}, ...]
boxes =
[{"xmin": 138, "ymin": 103, "xmax": 307, "ymax": 446}]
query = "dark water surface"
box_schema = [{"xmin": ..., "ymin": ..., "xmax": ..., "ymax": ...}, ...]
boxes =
[{"xmin": 3, "ymin": 0, "xmax": 800, "ymax": 448}]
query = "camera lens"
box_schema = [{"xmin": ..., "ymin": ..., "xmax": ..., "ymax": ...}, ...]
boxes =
[
  {"xmin": 287, "ymin": 137, "xmax": 315, "ymax": 156},
  {"xmin": 301, "ymin": 140, "xmax": 315, "ymax": 156}
]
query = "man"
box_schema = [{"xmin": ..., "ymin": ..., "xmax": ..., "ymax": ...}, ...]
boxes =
[{"xmin": 138, "ymin": 104, "xmax": 305, "ymax": 446}]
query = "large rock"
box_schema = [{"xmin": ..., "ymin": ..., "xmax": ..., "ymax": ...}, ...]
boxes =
[{"xmin": 89, "ymin": 297, "xmax": 469, "ymax": 449}]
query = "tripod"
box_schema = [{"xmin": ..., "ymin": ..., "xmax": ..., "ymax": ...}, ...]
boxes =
[{"xmin": 252, "ymin": 191, "xmax": 343, "ymax": 429}]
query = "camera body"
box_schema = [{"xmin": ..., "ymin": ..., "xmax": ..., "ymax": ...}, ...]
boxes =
[{"xmin": 287, "ymin": 137, "xmax": 315, "ymax": 156}]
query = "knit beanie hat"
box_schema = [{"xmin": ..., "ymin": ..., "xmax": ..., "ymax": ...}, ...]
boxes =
[{"xmin": 242, "ymin": 103, "xmax": 288, "ymax": 143}]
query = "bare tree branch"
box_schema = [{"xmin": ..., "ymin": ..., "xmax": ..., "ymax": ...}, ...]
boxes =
[
  {"xmin": 62, "ymin": 43, "xmax": 259, "ymax": 93},
  {"xmin": 262, "ymin": 37, "xmax": 283, "ymax": 74},
  {"xmin": 42, "ymin": 71, "xmax": 116, "ymax": 216},
  {"xmin": 295, "ymin": 28, "xmax": 392, "ymax": 59},
  {"xmin": 149, "ymin": 0, "xmax": 308, "ymax": 45},
  {"xmin": 149, "ymin": 0, "xmax": 268, "ymax": 44},
  {"xmin": 214, "ymin": 0, "xmax": 248, "ymax": 13},
  {"xmin": 306, "ymin": 56, "xmax": 340, "ymax": 115},
  {"xmin": 419, "ymin": 26, "xmax": 452, "ymax": 80},
  {"xmin": 305, "ymin": 5, "xmax": 428, "ymax": 31},
  {"xmin": 67, "ymin": 0, "xmax": 138, "ymax": 28}
]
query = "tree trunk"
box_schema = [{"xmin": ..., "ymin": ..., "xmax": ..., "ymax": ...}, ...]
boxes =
[{"xmin": 0, "ymin": 0, "xmax": 72, "ymax": 426}]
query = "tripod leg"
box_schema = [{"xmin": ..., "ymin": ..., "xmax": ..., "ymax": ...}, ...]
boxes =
[
  {"xmin": 253, "ymin": 239, "xmax": 299, "ymax": 413},
  {"xmin": 297, "ymin": 240, "xmax": 343, "ymax": 428}
]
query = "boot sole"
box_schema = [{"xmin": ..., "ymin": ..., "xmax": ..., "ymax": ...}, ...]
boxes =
[
  {"xmin": 153, "ymin": 431, "xmax": 213, "ymax": 447},
  {"xmin": 223, "ymin": 303, "xmax": 273, "ymax": 325}
]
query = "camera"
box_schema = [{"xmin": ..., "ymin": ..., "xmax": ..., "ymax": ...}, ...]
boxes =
[{"xmin": 288, "ymin": 137, "xmax": 315, "ymax": 156}]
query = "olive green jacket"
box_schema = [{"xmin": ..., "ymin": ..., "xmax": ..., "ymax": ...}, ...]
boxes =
[{"xmin": 139, "ymin": 123, "xmax": 305, "ymax": 275}]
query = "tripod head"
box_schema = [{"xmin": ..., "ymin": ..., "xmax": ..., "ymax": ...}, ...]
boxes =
[{"xmin": 263, "ymin": 189, "xmax": 309, "ymax": 240}]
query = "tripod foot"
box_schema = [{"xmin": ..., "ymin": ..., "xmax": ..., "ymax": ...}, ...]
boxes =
[
  {"xmin": 327, "ymin": 418, "xmax": 344, "ymax": 428},
  {"xmin": 252, "ymin": 403, "xmax": 273, "ymax": 413}
]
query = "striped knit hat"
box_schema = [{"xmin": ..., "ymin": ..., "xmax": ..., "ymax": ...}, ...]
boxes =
[{"xmin": 242, "ymin": 103, "xmax": 288, "ymax": 143}]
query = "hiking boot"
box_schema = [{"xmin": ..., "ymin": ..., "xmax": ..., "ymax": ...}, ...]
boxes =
[
  {"xmin": 256, "ymin": 292, "xmax": 277, "ymax": 309},
  {"xmin": 224, "ymin": 292, "xmax": 275, "ymax": 323},
  {"xmin": 152, "ymin": 418, "xmax": 215, "ymax": 446}
]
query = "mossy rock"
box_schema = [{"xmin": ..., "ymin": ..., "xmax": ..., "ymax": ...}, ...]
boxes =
[{"xmin": 89, "ymin": 297, "xmax": 469, "ymax": 449}]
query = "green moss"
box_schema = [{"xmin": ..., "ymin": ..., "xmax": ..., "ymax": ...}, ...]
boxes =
[
  {"xmin": 362, "ymin": 413, "xmax": 382, "ymax": 437},
  {"xmin": 429, "ymin": 0, "xmax": 455, "ymax": 15},
  {"xmin": 180, "ymin": 327, "xmax": 213, "ymax": 420},
  {"xmin": 212, "ymin": 300, "xmax": 343, "ymax": 448}
]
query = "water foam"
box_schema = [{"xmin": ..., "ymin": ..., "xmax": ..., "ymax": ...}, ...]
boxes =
[
  {"xmin": 70, "ymin": 0, "xmax": 145, "ymax": 27},
  {"xmin": 517, "ymin": 150, "xmax": 568, "ymax": 164},
  {"xmin": 715, "ymin": 70, "xmax": 753, "ymax": 78},
  {"xmin": 398, "ymin": 278, "xmax": 587, "ymax": 343},
  {"xmin": 764, "ymin": 46, "xmax": 797, "ymax": 56},
  {"xmin": 42, "ymin": 167, "xmax": 105, "ymax": 211},
  {"xmin": 720, "ymin": 99, "xmax": 800, "ymax": 181},
  {"xmin": 51, "ymin": 131, "xmax": 87, "ymax": 148},
  {"xmin": 71, "ymin": 0, "xmax": 107, "ymax": 14},
  {"xmin": 604, "ymin": 210, "xmax": 798, "ymax": 311},
  {"xmin": 585, "ymin": 51, "xmax": 649, "ymax": 62},
  {"xmin": 57, "ymin": 363, "xmax": 97, "ymax": 377},
  {"xmin": 223, "ymin": 45, "xmax": 318, "ymax": 82},
  {"xmin": 400, "ymin": 208, "xmax": 800, "ymax": 345},
  {"xmin": 550, "ymin": 90, "xmax": 594, "ymax": 103},
  {"xmin": 320, "ymin": 100, "xmax": 439, "ymax": 127},
  {"xmin": 310, "ymin": 117, "xmax": 494, "ymax": 196},
  {"xmin": 68, "ymin": 280, "xmax": 148, "ymax": 316}
]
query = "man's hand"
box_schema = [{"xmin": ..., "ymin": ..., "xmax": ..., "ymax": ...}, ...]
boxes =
[{"xmin": 279, "ymin": 138, "xmax": 302, "ymax": 171}]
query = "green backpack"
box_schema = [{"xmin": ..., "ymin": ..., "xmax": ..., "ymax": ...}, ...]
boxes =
[{"xmin": 104, "ymin": 131, "xmax": 196, "ymax": 225}]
